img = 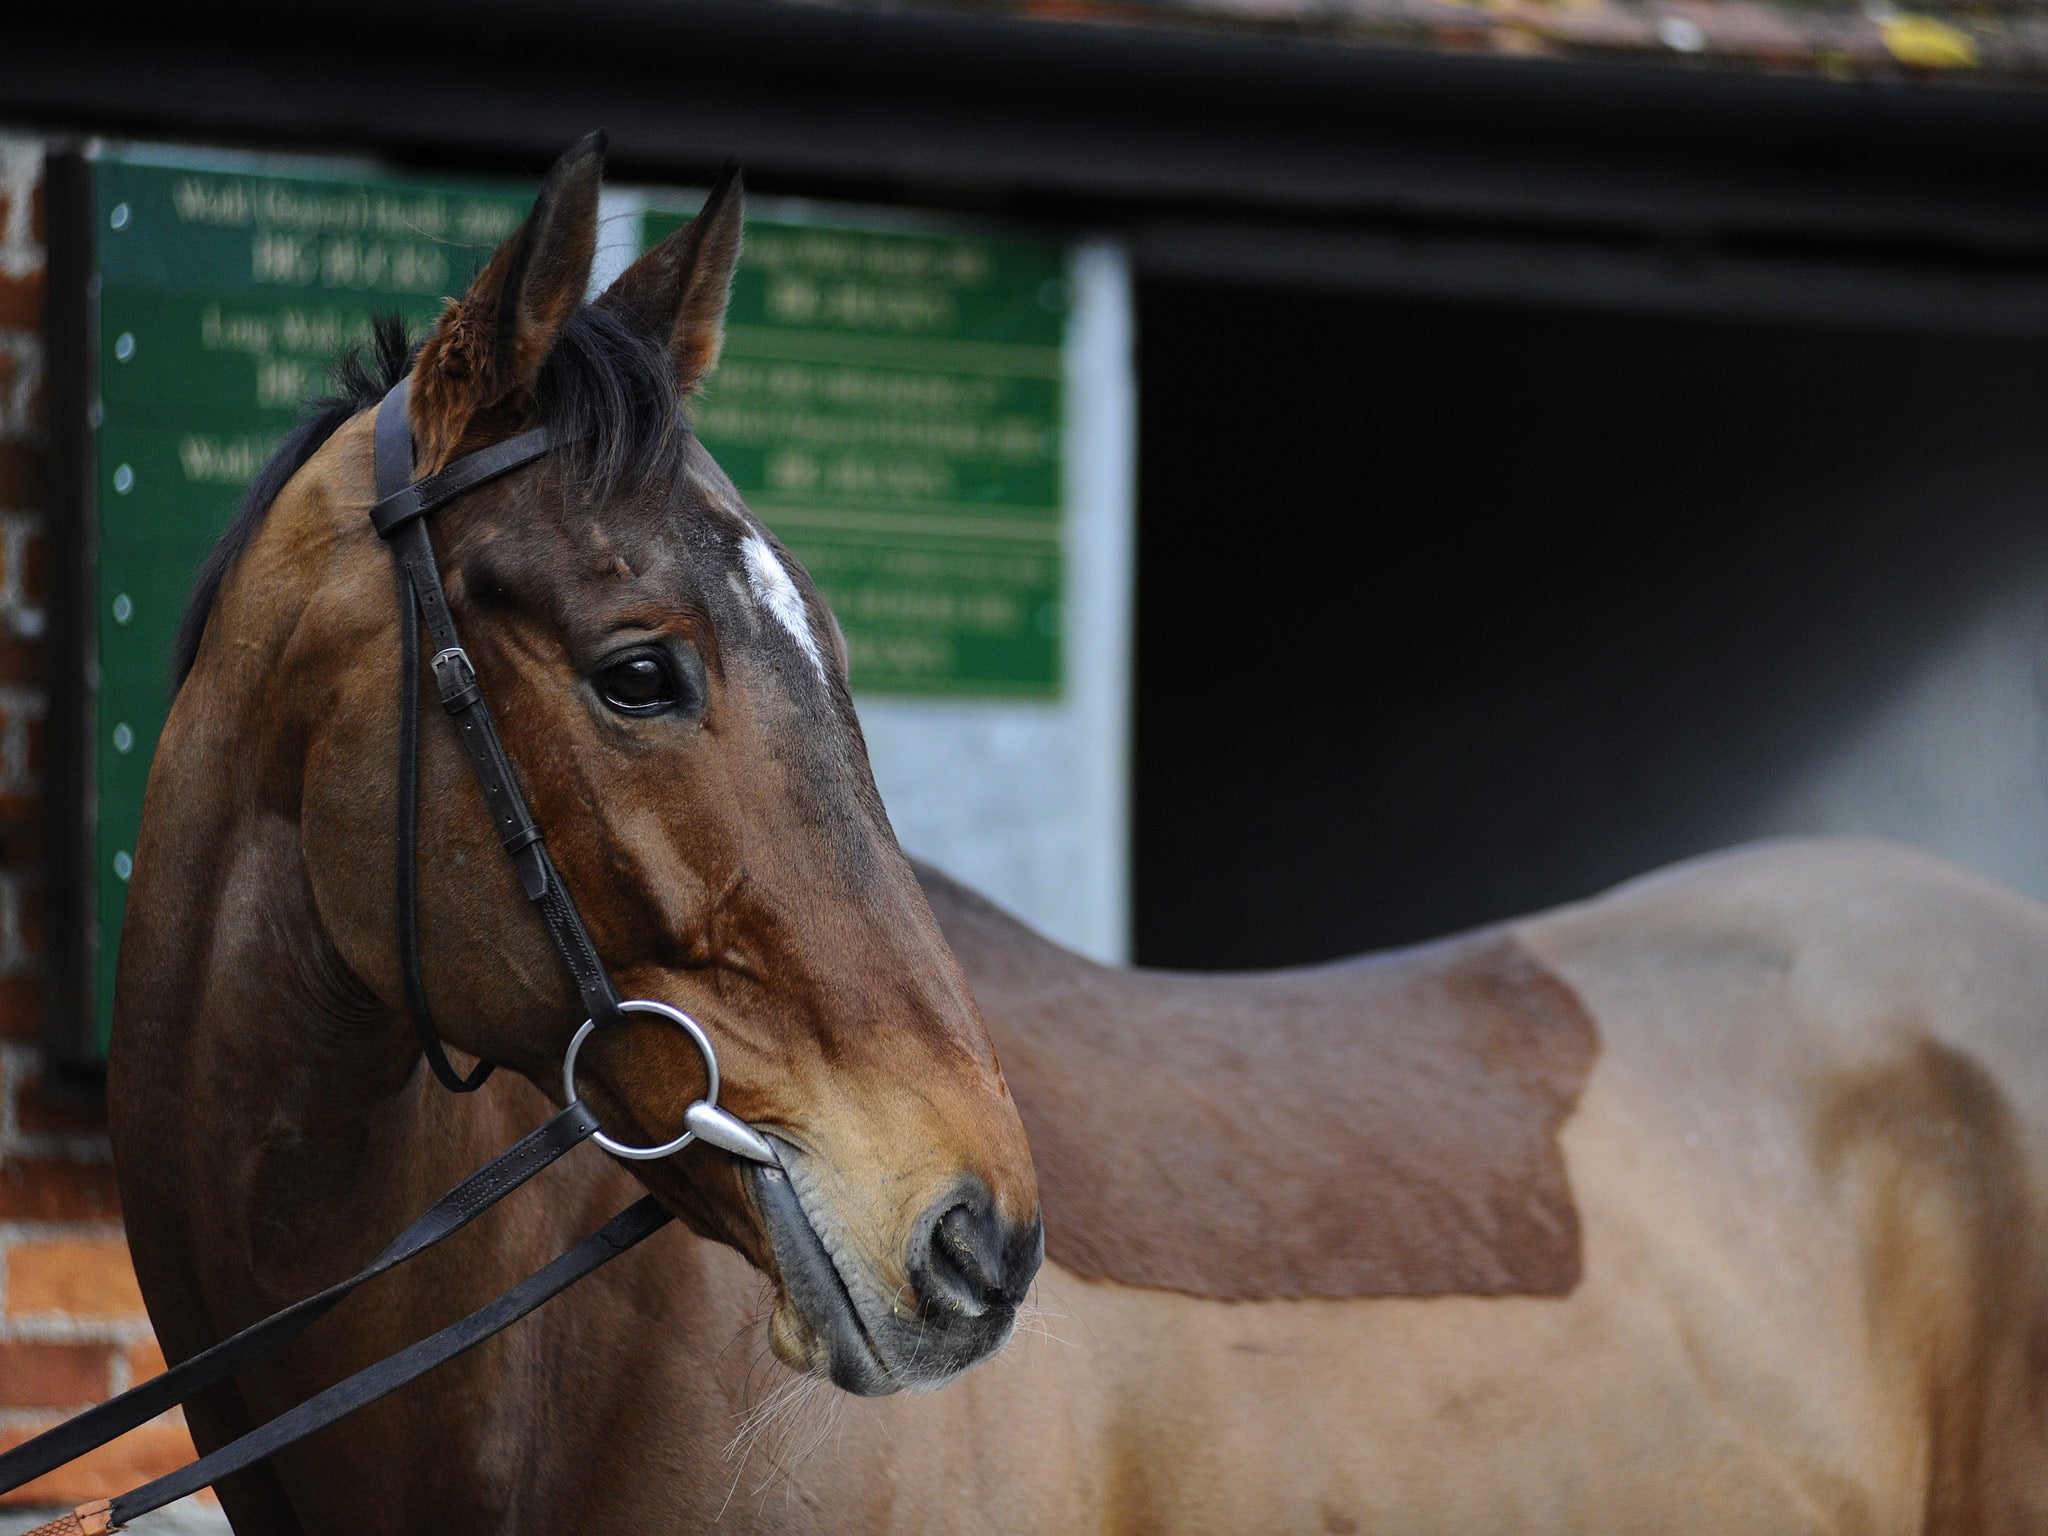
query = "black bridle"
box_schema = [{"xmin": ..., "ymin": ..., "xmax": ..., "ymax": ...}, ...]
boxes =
[
  {"xmin": 373, "ymin": 375, "xmax": 620, "ymax": 1092},
  {"xmin": 0, "ymin": 386, "xmax": 774, "ymax": 1536}
]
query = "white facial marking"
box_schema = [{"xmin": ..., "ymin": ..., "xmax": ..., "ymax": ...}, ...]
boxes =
[{"xmin": 741, "ymin": 534, "xmax": 826, "ymax": 683}]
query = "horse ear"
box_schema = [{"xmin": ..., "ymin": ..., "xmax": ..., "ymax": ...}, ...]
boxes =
[
  {"xmin": 409, "ymin": 132, "xmax": 606, "ymax": 469},
  {"xmin": 599, "ymin": 161, "xmax": 744, "ymax": 397}
]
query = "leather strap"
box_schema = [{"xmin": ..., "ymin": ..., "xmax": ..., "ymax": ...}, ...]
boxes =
[
  {"xmin": 391, "ymin": 557, "xmax": 481, "ymax": 1090},
  {"xmin": 370, "ymin": 425, "xmax": 555, "ymax": 537},
  {"xmin": 375, "ymin": 382, "xmax": 621, "ymax": 1094},
  {"xmin": 20, "ymin": 1499, "xmax": 114, "ymax": 1535},
  {"xmin": 106, "ymin": 1197, "xmax": 674, "ymax": 1529},
  {"xmin": 0, "ymin": 1102, "xmax": 601, "ymax": 1500},
  {"xmin": 379, "ymin": 383, "xmax": 495, "ymax": 1092}
]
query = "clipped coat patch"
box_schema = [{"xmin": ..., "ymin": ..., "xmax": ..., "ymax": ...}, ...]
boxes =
[{"xmin": 926, "ymin": 868, "xmax": 1600, "ymax": 1301}]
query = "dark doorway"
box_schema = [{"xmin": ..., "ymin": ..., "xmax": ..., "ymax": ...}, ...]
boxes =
[{"xmin": 1133, "ymin": 281, "xmax": 2048, "ymax": 969}]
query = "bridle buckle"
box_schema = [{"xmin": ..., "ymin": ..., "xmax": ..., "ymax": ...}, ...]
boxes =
[{"xmin": 429, "ymin": 646, "xmax": 483, "ymax": 714}]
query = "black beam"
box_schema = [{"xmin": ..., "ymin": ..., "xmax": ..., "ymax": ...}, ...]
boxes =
[
  {"xmin": 3, "ymin": 3, "xmax": 2048, "ymax": 260},
  {"xmin": 1138, "ymin": 216, "xmax": 2048, "ymax": 335}
]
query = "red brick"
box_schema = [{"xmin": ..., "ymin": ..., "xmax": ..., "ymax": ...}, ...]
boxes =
[
  {"xmin": 0, "ymin": 1160, "xmax": 120, "ymax": 1220},
  {"xmin": 13, "ymin": 514, "xmax": 45, "ymax": 604},
  {"xmin": 0, "ymin": 1419, "xmax": 197, "ymax": 1507},
  {"xmin": 4, "ymin": 1236, "xmax": 145, "ymax": 1319},
  {"xmin": 14, "ymin": 1069, "xmax": 106, "ymax": 1135},
  {"xmin": 0, "ymin": 635, "xmax": 43, "ymax": 685},
  {"xmin": 0, "ymin": 271, "xmax": 41, "ymax": 332},
  {"xmin": 0, "ymin": 1340, "xmax": 113, "ymax": 1409},
  {"xmin": 0, "ymin": 797, "xmax": 42, "ymax": 863},
  {"xmin": 0, "ymin": 973, "xmax": 44, "ymax": 1040},
  {"xmin": 0, "ymin": 445, "xmax": 40, "ymax": 507},
  {"xmin": 124, "ymin": 1338, "xmax": 166, "ymax": 1385}
]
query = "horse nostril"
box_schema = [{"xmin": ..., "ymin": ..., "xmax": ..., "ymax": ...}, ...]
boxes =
[
  {"xmin": 935, "ymin": 1204, "xmax": 1002, "ymax": 1308},
  {"xmin": 911, "ymin": 1190, "xmax": 1039, "ymax": 1320}
]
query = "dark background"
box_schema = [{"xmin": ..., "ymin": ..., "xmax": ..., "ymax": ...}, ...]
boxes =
[{"xmin": 1134, "ymin": 287, "xmax": 2048, "ymax": 966}]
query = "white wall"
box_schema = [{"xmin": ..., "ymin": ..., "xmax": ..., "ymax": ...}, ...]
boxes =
[{"xmin": 1762, "ymin": 578, "xmax": 2048, "ymax": 898}]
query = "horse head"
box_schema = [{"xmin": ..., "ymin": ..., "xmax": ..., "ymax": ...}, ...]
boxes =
[{"xmin": 184, "ymin": 134, "xmax": 1042, "ymax": 1395}]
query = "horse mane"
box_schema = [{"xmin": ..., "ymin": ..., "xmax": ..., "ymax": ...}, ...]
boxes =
[{"xmin": 172, "ymin": 303, "xmax": 685, "ymax": 694}]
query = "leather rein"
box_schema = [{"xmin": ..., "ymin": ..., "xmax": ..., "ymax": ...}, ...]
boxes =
[{"xmin": 0, "ymin": 382, "xmax": 776, "ymax": 1535}]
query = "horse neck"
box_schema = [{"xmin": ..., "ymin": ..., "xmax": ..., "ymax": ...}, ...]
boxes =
[
  {"xmin": 114, "ymin": 436, "xmax": 548, "ymax": 1295},
  {"xmin": 128, "ymin": 722, "xmax": 528, "ymax": 1295}
]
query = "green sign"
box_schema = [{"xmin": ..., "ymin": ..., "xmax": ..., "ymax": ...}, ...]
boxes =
[
  {"xmin": 83, "ymin": 151, "xmax": 534, "ymax": 1054},
  {"xmin": 65, "ymin": 147, "xmax": 1074, "ymax": 1057},
  {"xmin": 647, "ymin": 209, "xmax": 1067, "ymax": 696}
]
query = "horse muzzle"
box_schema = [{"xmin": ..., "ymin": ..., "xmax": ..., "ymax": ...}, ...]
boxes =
[{"xmin": 747, "ymin": 1141, "xmax": 1043, "ymax": 1395}]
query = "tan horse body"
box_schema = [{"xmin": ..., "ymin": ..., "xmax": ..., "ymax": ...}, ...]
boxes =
[
  {"xmin": 679, "ymin": 838, "xmax": 2043, "ymax": 1536},
  {"xmin": 106, "ymin": 136, "xmax": 2048, "ymax": 1534}
]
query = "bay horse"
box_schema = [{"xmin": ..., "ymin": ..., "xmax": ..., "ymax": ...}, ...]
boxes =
[{"xmin": 113, "ymin": 136, "xmax": 2048, "ymax": 1535}]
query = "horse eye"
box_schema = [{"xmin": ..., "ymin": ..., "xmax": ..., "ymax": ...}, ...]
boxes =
[{"xmin": 594, "ymin": 650, "xmax": 680, "ymax": 715}]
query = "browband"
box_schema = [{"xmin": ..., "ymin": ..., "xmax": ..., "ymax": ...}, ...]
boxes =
[{"xmin": 370, "ymin": 422, "xmax": 557, "ymax": 535}]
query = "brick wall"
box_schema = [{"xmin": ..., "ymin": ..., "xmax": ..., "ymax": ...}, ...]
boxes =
[{"xmin": 0, "ymin": 133, "xmax": 221, "ymax": 1536}]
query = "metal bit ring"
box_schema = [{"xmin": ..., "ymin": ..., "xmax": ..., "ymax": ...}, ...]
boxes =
[{"xmin": 561, "ymin": 999, "xmax": 774, "ymax": 1163}]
